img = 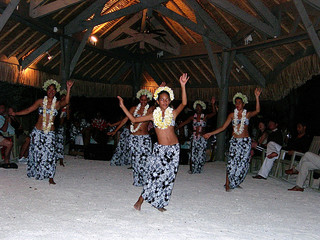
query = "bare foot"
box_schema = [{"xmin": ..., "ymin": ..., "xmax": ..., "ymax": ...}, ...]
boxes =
[
  {"xmin": 59, "ymin": 159, "xmax": 65, "ymax": 167},
  {"xmin": 49, "ymin": 178, "xmax": 56, "ymax": 185},
  {"xmin": 288, "ymin": 186, "xmax": 304, "ymax": 192},
  {"xmin": 157, "ymin": 208, "xmax": 167, "ymax": 212},
  {"xmin": 285, "ymin": 168, "xmax": 299, "ymax": 175},
  {"xmin": 267, "ymin": 152, "xmax": 278, "ymax": 159},
  {"xmin": 133, "ymin": 196, "xmax": 144, "ymax": 211}
]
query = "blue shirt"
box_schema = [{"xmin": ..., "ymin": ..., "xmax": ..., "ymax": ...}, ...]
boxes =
[{"xmin": 0, "ymin": 115, "xmax": 15, "ymax": 136}]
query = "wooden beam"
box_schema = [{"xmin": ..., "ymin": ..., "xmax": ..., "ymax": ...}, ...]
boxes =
[
  {"xmin": 190, "ymin": 59, "xmax": 212, "ymax": 84},
  {"xmin": 0, "ymin": 0, "xmax": 20, "ymax": 32},
  {"xmin": 91, "ymin": 58, "xmax": 113, "ymax": 78},
  {"xmin": 109, "ymin": 62, "xmax": 132, "ymax": 84},
  {"xmin": 105, "ymin": 33, "xmax": 156, "ymax": 50},
  {"xmin": 207, "ymin": 0, "xmax": 277, "ymax": 38},
  {"xmin": 304, "ymin": 0, "xmax": 320, "ymax": 11},
  {"xmin": 67, "ymin": 0, "xmax": 168, "ymax": 34},
  {"xmin": 82, "ymin": 56, "xmax": 106, "ymax": 77},
  {"xmin": 153, "ymin": 4, "xmax": 229, "ymax": 47},
  {"xmin": 21, "ymin": 37, "xmax": 58, "ymax": 69},
  {"xmin": 29, "ymin": 0, "xmax": 84, "ymax": 18},
  {"xmin": 293, "ymin": 0, "xmax": 320, "ymax": 59},
  {"xmin": 247, "ymin": 0, "xmax": 280, "ymax": 36},
  {"xmin": 0, "ymin": 27, "xmax": 29, "ymax": 54}
]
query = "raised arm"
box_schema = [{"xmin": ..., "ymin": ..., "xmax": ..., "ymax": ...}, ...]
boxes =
[
  {"xmin": 206, "ymin": 96, "xmax": 217, "ymax": 120},
  {"xmin": 247, "ymin": 88, "xmax": 261, "ymax": 118},
  {"xmin": 203, "ymin": 113, "xmax": 233, "ymax": 139},
  {"xmin": 117, "ymin": 96, "xmax": 152, "ymax": 123},
  {"xmin": 13, "ymin": 99, "xmax": 42, "ymax": 116},
  {"xmin": 60, "ymin": 80, "xmax": 74, "ymax": 108},
  {"xmin": 174, "ymin": 73, "xmax": 189, "ymax": 117},
  {"xmin": 107, "ymin": 117, "xmax": 129, "ymax": 136}
]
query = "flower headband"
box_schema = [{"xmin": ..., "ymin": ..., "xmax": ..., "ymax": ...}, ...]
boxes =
[
  {"xmin": 233, "ymin": 92, "xmax": 248, "ymax": 104},
  {"xmin": 153, "ymin": 86, "xmax": 174, "ymax": 101},
  {"xmin": 42, "ymin": 79, "xmax": 61, "ymax": 92},
  {"xmin": 193, "ymin": 100, "xmax": 206, "ymax": 110},
  {"xmin": 136, "ymin": 89, "xmax": 153, "ymax": 100},
  {"xmin": 60, "ymin": 89, "xmax": 67, "ymax": 96}
]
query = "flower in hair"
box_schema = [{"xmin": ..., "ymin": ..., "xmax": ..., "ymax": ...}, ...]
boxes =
[
  {"xmin": 233, "ymin": 92, "xmax": 248, "ymax": 104},
  {"xmin": 136, "ymin": 89, "xmax": 153, "ymax": 100},
  {"xmin": 42, "ymin": 79, "xmax": 61, "ymax": 92},
  {"xmin": 153, "ymin": 86, "xmax": 174, "ymax": 101},
  {"xmin": 193, "ymin": 100, "xmax": 206, "ymax": 110}
]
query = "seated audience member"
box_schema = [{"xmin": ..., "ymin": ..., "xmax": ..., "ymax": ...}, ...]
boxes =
[
  {"xmin": 91, "ymin": 112, "xmax": 108, "ymax": 145},
  {"xmin": 283, "ymin": 121, "xmax": 311, "ymax": 158},
  {"xmin": 285, "ymin": 152, "xmax": 320, "ymax": 191},
  {"xmin": 0, "ymin": 103, "xmax": 16, "ymax": 168},
  {"xmin": 18, "ymin": 135, "xmax": 30, "ymax": 163},
  {"xmin": 251, "ymin": 120, "xmax": 268, "ymax": 156},
  {"xmin": 253, "ymin": 119, "xmax": 283, "ymax": 179}
]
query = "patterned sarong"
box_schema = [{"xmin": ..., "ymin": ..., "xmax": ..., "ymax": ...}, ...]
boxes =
[
  {"xmin": 142, "ymin": 143, "xmax": 180, "ymax": 209},
  {"xmin": 190, "ymin": 136, "xmax": 207, "ymax": 173},
  {"xmin": 227, "ymin": 137, "xmax": 251, "ymax": 189},
  {"xmin": 110, "ymin": 128, "xmax": 131, "ymax": 166},
  {"xmin": 129, "ymin": 134, "xmax": 152, "ymax": 186},
  {"xmin": 28, "ymin": 128, "xmax": 56, "ymax": 180},
  {"xmin": 56, "ymin": 126, "xmax": 65, "ymax": 160}
]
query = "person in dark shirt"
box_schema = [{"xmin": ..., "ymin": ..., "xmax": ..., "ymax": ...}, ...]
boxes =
[
  {"xmin": 253, "ymin": 119, "xmax": 283, "ymax": 179},
  {"xmin": 284, "ymin": 122, "xmax": 311, "ymax": 157}
]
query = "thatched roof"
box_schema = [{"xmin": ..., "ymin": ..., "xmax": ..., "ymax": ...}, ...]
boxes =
[{"xmin": 0, "ymin": 0, "xmax": 320, "ymax": 101}]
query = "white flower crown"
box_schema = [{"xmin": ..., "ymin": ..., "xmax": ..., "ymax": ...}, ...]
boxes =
[
  {"xmin": 42, "ymin": 79, "xmax": 61, "ymax": 92},
  {"xmin": 136, "ymin": 89, "xmax": 153, "ymax": 100},
  {"xmin": 153, "ymin": 86, "xmax": 174, "ymax": 101},
  {"xmin": 60, "ymin": 89, "xmax": 67, "ymax": 96},
  {"xmin": 233, "ymin": 92, "xmax": 248, "ymax": 104},
  {"xmin": 193, "ymin": 100, "xmax": 206, "ymax": 110}
]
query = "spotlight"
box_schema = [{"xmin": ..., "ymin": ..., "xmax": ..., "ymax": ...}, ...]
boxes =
[
  {"xmin": 46, "ymin": 51, "xmax": 52, "ymax": 60},
  {"xmin": 89, "ymin": 35, "xmax": 98, "ymax": 45}
]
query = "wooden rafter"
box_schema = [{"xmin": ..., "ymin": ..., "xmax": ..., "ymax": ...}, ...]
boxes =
[
  {"xmin": 0, "ymin": 0, "xmax": 20, "ymax": 32},
  {"xmin": 91, "ymin": 58, "xmax": 114, "ymax": 78},
  {"xmin": 29, "ymin": 0, "xmax": 84, "ymax": 18},
  {"xmin": 190, "ymin": 59, "xmax": 212, "ymax": 84}
]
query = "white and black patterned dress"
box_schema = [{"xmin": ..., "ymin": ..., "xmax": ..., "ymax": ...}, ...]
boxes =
[
  {"xmin": 129, "ymin": 134, "xmax": 152, "ymax": 186},
  {"xmin": 142, "ymin": 143, "xmax": 180, "ymax": 209},
  {"xmin": 56, "ymin": 110, "xmax": 67, "ymax": 160},
  {"xmin": 110, "ymin": 127, "xmax": 131, "ymax": 166},
  {"xmin": 190, "ymin": 113, "xmax": 207, "ymax": 173},
  {"xmin": 27, "ymin": 107, "xmax": 58, "ymax": 180},
  {"xmin": 227, "ymin": 117, "xmax": 251, "ymax": 189}
]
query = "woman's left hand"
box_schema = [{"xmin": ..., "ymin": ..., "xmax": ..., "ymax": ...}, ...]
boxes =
[
  {"xmin": 66, "ymin": 80, "xmax": 74, "ymax": 89},
  {"xmin": 255, "ymin": 88, "xmax": 262, "ymax": 97},
  {"xmin": 203, "ymin": 133, "xmax": 212, "ymax": 139},
  {"xmin": 117, "ymin": 96, "xmax": 124, "ymax": 108},
  {"xmin": 179, "ymin": 73, "xmax": 189, "ymax": 86}
]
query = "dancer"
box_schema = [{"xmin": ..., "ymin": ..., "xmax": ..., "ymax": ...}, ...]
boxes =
[
  {"xmin": 204, "ymin": 89, "xmax": 261, "ymax": 191},
  {"xmin": 118, "ymin": 73, "xmax": 189, "ymax": 212},
  {"xmin": 12, "ymin": 79, "xmax": 73, "ymax": 184},
  {"xmin": 109, "ymin": 89, "xmax": 154, "ymax": 186},
  {"xmin": 108, "ymin": 117, "xmax": 131, "ymax": 166},
  {"xmin": 178, "ymin": 97, "xmax": 217, "ymax": 173},
  {"xmin": 56, "ymin": 90, "xmax": 69, "ymax": 167}
]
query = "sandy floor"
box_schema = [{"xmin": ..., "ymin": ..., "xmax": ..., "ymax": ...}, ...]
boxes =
[{"xmin": 1, "ymin": 155, "xmax": 319, "ymax": 240}]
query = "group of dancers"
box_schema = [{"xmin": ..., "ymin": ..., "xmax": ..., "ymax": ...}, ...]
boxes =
[{"xmin": 8, "ymin": 72, "xmax": 262, "ymax": 212}]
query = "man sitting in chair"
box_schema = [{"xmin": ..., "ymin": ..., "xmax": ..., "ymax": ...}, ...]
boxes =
[
  {"xmin": 285, "ymin": 152, "xmax": 320, "ymax": 191},
  {"xmin": 253, "ymin": 119, "xmax": 283, "ymax": 179},
  {"xmin": 283, "ymin": 121, "xmax": 311, "ymax": 159}
]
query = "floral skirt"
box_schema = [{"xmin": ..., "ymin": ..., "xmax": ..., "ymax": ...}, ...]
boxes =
[
  {"xmin": 56, "ymin": 126, "xmax": 65, "ymax": 160},
  {"xmin": 27, "ymin": 128, "xmax": 56, "ymax": 180},
  {"xmin": 110, "ymin": 128, "xmax": 131, "ymax": 166},
  {"xmin": 129, "ymin": 134, "xmax": 152, "ymax": 186},
  {"xmin": 142, "ymin": 143, "xmax": 180, "ymax": 209},
  {"xmin": 190, "ymin": 136, "xmax": 207, "ymax": 173},
  {"xmin": 227, "ymin": 137, "xmax": 251, "ymax": 189}
]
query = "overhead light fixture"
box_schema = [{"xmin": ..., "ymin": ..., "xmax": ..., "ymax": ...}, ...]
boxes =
[
  {"xmin": 89, "ymin": 35, "xmax": 98, "ymax": 45},
  {"xmin": 46, "ymin": 51, "xmax": 52, "ymax": 60},
  {"xmin": 53, "ymin": 27, "xmax": 58, "ymax": 33},
  {"xmin": 157, "ymin": 50, "xmax": 164, "ymax": 58},
  {"xmin": 244, "ymin": 34, "xmax": 253, "ymax": 45}
]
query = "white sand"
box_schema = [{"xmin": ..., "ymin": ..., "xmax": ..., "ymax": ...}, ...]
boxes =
[{"xmin": 1, "ymin": 155, "xmax": 319, "ymax": 240}]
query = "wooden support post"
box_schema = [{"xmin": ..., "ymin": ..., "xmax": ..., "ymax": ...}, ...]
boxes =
[
  {"xmin": 215, "ymin": 51, "xmax": 232, "ymax": 162},
  {"xmin": 60, "ymin": 36, "xmax": 72, "ymax": 88}
]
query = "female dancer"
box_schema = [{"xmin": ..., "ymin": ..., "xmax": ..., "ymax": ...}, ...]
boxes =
[
  {"xmin": 109, "ymin": 89, "xmax": 154, "ymax": 186},
  {"xmin": 118, "ymin": 73, "xmax": 189, "ymax": 212},
  {"xmin": 204, "ymin": 89, "xmax": 261, "ymax": 191},
  {"xmin": 178, "ymin": 97, "xmax": 216, "ymax": 173},
  {"xmin": 108, "ymin": 117, "xmax": 131, "ymax": 166},
  {"xmin": 56, "ymin": 90, "xmax": 69, "ymax": 167},
  {"xmin": 12, "ymin": 79, "xmax": 73, "ymax": 184}
]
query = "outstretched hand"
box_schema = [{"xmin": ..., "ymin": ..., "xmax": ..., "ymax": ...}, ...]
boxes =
[
  {"xmin": 211, "ymin": 96, "xmax": 216, "ymax": 105},
  {"xmin": 179, "ymin": 73, "xmax": 189, "ymax": 86},
  {"xmin": 203, "ymin": 133, "xmax": 212, "ymax": 140},
  {"xmin": 117, "ymin": 96, "xmax": 124, "ymax": 108},
  {"xmin": 255, "ymin": 88, "xmax": 262, "ymax": 98},
  {"xmin": 66, "ymin": 80, "xmax": 74, "ymax": 89}
]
